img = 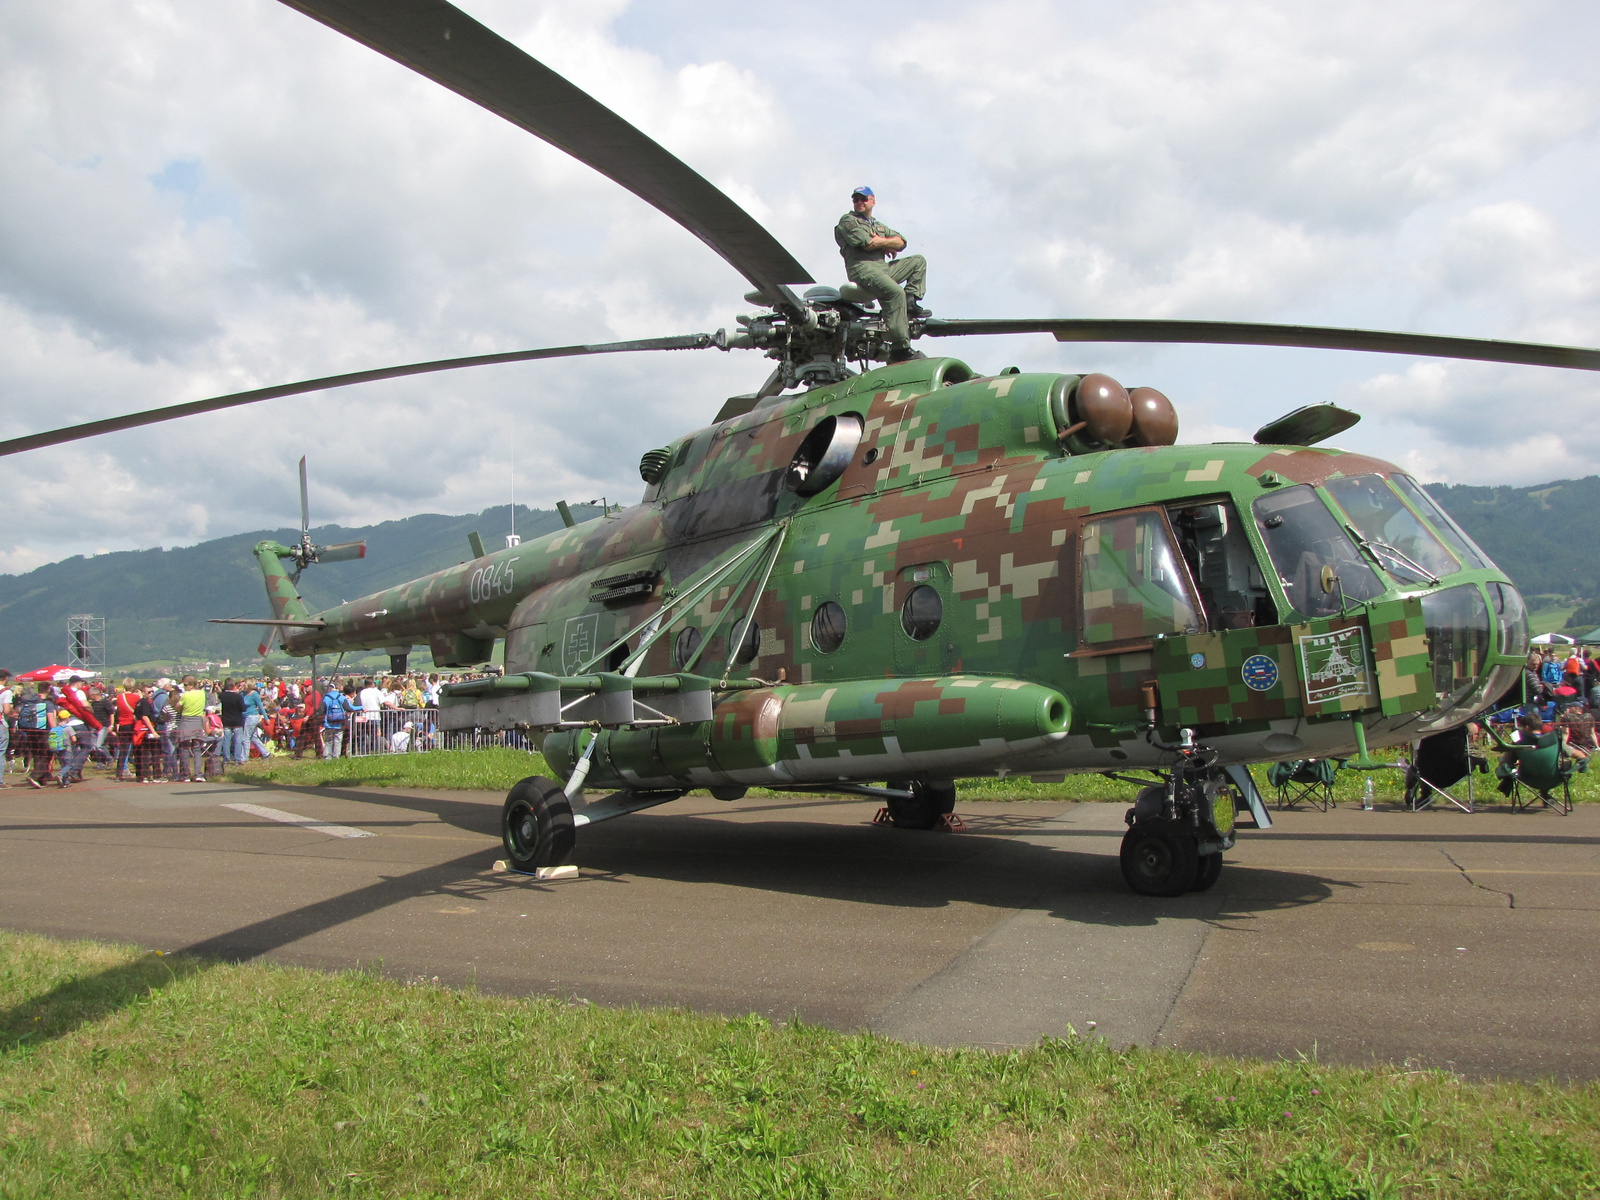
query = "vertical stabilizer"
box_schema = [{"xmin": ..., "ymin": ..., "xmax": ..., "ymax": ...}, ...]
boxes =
[{"xmin": 253, "ymin": 541, "xmax": 312, "ymax": 621}]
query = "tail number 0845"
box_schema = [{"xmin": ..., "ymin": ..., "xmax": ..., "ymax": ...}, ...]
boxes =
[{"xmin": 470, "ymin": 561, "xmax": 515, "ymax": 604}]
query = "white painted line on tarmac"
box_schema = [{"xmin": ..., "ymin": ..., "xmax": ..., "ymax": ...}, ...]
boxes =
[{"xmin": 223, "ymin": 802, "xmax": 374, "ymax": 839}]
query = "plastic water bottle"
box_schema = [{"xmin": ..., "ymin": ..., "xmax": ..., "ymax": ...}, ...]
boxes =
[{"xmin": 1362, "ymin": 776, "xmax": 1375, "ymax": 810}]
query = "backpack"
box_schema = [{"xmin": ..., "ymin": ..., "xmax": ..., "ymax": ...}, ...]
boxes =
[
  {"xmin": 322, "ymin": 694, "xmax": 348, "ymax": 728},
  {"xmin": 14, "ymin": 695, "xmax": 49, "ymax": 731}
]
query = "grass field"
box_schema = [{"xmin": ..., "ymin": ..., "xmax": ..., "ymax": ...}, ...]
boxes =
[
  {"xmin": 226, "ymin": 744, "xmax": 1600, "ymax": 807},
  {"xmin": 2, "ymin": 931, "xmax": 1597, "ymax": 1199}
]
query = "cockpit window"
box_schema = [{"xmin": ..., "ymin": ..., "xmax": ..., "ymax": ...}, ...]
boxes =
[
  {"xmin": 1389, "ymin": 475, "xmax": 1492, "ymax": 571},
  {"xmin": 1080, "ymin": 510, "xmax": 1202, "ymax": 645},
  {"xmin": 1252, "ymin": 485, "xmax": 1384, "ymax": 617},
  {"xmin": 1168, "ymin": 500, "xmax": 1278, "ymax": 630},
  {"xmin": 1488, "ymin": 581, "xmax": 1529, "ymax": 659},
  {"xmin": 1325, "ymin": 474, "xmax": 1458, "ymax": 584},
  {"xmin": 1422, "ymin": 584, "xmax": 1491, "ymax": 712}
]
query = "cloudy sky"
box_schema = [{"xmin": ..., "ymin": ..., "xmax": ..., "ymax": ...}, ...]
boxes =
[{"xmin": 3, "ymin": 0, "xmax": 1598, "ymax": 574}]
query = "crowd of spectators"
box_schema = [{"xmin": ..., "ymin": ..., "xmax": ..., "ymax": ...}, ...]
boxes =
[
  {"xmin": 0, "ymin": 669, "xmax": 477, "ymax": 789},
  {"xmin": 1492, "ymin": 645, "xmax": 1600, "ymax": 761}
]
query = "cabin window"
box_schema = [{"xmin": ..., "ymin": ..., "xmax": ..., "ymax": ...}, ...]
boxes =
[
  {"xmin": 811, "ymin": 601, "xmax": 847, "ymax": 653},
  {"xmin": 1167, "ymin": 500, "xmax": 1277, "ymax": 630},
  {"xmin": 734, "ymin": 620, "xmax": 761, "ymax": 664},
  {"xmin": 672, "ymin": 626, "xmax": 702, "ymax": 669},
  {"xmin": 1325, "ymin": 474, "xmax": 1459, "ymax": 583},
  {"xmin": 900, "ymin": 585, "xmax": 943, "ymax": 640},
  {"xmin": 1251, "ymin": 485, "xmax": 1383, "ymax": 617},
  {"xmin": 1079, "ymin": 510, "xmax": 1203, "ymax": 646}
]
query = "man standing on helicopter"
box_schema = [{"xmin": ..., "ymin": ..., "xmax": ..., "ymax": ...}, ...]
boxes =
[{"xmin": 835, "ymin": 186, "xmax": 928, "ymax": 363}]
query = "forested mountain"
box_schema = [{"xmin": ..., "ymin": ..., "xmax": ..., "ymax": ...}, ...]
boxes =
[
  {"xmin": 0, "ymin": 476, "xmax": 1580, "ymax": 671},
  {"xmin": 0, "ymin": 505, "xmax": 595, "ymax": 671},
  {"xmin": 1422, "ymin": 478, "xmax": 1600, "ymax": 600}
]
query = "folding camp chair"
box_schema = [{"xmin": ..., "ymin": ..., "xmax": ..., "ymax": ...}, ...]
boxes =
[
  {"xmin": 1267, "ymin": 758, "xmax": 1340, "ymax": 811},
  {"xmin": 1404, "ymin": 727, "xmax": 1485, "ymax": 813},
  {"xmin": 1495, "ymin": 732, "xmax": 1575, "ymax": 815}
]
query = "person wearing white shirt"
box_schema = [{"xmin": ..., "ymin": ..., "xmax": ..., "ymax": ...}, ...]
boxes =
[{"xmin": 0, "ymin": 670, "xmax": 12, "ymax": 788}]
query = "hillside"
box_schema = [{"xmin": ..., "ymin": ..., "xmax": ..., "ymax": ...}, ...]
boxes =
[
  {"xmin": 1422, "ymin": 477, "xmax": 1600, "ymax": 601},
  {"xmin": 0, "ymin": 476, "xmax": 1575, "ymax": 672},
  {"xmin": 0, "ymin": 504, "xmax": 596, "ymax": 672}
]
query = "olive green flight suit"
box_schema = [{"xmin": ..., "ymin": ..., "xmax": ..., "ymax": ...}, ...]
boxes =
[{"xmin": 835, "ymin": 211, "xmax": 927, "ymax": 348}]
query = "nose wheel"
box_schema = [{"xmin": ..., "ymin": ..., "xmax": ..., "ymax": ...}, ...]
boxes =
[{"xmin": 1119, "ymin": 819, "xmax": 1200, "ymax": 896}]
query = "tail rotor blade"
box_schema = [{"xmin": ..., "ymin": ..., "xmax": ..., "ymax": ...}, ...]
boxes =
[
  {"xmin": 298, "ymin": 456, "xmax": 310, "ymax": 539},
  {"xmin": 258, "ymin": 626, "xmax": 282, "ymax": 659},
  {"xmin": 316, "ymin": 541, "xmax": 367, "ymax": 564}
]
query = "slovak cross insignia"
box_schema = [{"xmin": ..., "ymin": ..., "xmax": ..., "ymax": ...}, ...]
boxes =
[
  {"xmin": 1190, "ymin": 652, "xmax": 1206, "ymax": 670},
  {"xmin": 1240, "ymin": 653, "xmax": 1279, "ymax": 692}
]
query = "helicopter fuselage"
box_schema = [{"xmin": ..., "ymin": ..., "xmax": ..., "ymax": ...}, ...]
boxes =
[{"xmin": 267, "ymin": 355, "xmax": 1525, "ymax": 792}]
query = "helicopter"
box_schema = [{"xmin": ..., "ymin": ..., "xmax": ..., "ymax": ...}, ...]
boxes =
[{"xmin": 6, "ymin": 0, "xmax": 1600, "ymax": 897}]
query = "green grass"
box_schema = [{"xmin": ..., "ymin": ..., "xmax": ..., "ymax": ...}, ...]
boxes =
[
  {"xmin": 224, "ymin": 743, "xmax": 1600, "ymax": 807},
  {"xmin": 1, "ymin": 931, "xmax": 1596, "ymax": 1199},
  {"xmin": 1525, "ymin": 595, "xmax": 1583, "ymax": 637}
]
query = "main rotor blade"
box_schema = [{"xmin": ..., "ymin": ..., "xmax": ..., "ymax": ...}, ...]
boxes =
[
  {"xmin": 920, "ymin": 318, "xmax": 1600, "ymax": 371},
  {"xmin": 0, "ymin": 333, "xmax": 721, "ymax": 458},
  {"xmin": 278, "ymin": 0, "xmax": 812, "ymax": 303}
]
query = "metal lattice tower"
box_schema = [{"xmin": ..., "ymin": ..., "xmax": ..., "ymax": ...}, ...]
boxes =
[{"xmin": 67, "ymin": 614, "xmax": 105, "ymax": 673}]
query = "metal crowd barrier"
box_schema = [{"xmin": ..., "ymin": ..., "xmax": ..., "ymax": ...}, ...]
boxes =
[{"xmin": 314, "ymin": 707, "xmax": 536, "ymax": 757}]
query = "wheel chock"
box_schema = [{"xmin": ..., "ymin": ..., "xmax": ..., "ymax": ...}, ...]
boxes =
[
  {"xmin": 493, "ymin": 860, "xmax": 580, "ymax": 881},
  {"xmin": 870, "ymin": 808, "xmax": 966, "ymax": 832}
]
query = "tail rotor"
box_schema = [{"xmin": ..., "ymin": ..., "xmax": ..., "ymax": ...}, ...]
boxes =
[{"xmin": 289, "ymin": 455, "xmax": 366, "ymax": 582}]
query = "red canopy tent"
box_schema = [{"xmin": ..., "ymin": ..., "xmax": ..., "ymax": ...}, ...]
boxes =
[{"xmin": 14, "ymin": 665, "xmax": 95, "ymax": 683}]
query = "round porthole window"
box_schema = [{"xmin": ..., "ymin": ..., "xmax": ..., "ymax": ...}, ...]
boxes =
[
  {"xmin": 734, "ymin": 621, "xmax": 761, "ymax": 664},
  {"xmin": 900, "ymin": 585, "xmax": 943, "ymax": 641},
  {"xmin": 672, "ymin": 626, "xmax": 701, "ymax": 669},
  {"xmin": 811, "ymin": 601, "xmax": 847, "ymax": 654}
]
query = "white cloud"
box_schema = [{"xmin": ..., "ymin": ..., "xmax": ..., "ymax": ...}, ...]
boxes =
[{"xmin": 2, "ymin": 0, "xmax": 1599, "ymax": 577}]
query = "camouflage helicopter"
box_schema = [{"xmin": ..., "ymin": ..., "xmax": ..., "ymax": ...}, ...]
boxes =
[{"xmin": 8, "ymin": 0, "xmax": 1600, "ymax": 897}]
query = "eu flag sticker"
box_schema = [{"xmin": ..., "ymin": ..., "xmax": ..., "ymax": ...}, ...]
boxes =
[{"xmin": 1241, "ymin": 654, "xmax": 1279, "ymax": 692}]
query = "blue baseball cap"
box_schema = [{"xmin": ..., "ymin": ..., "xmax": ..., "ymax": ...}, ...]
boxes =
[{"xmin": 851, "ymin": 185, "xmax": 874, "ymax": 198}]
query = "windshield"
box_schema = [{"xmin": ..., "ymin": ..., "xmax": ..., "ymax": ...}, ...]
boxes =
[
  {"xmin": 1421, "ymin": 584, "xmax": 1492, "ymax": 712},
  {"xmin": 1389, "ymin": 475, "xmax": 1492, "ymax": 571},
  {"xmin": 1325, "ymin": 474, "xmax": 1458, "ymax": 584},
  {"xmin": 1080, "ymin": 510, "xmax": 1203, "ymax": 644},
  {"xmin": 1252, "ymin": 485, "xmax": 1384, "ymax": 617}
]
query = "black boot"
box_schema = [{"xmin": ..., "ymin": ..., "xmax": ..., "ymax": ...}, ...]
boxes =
[
  {"xmin": 906, "ymin": 296, "xmax": 930, "ymax": 320},
  {"xmin": 887, "ymin": 345, "xmax": 927, "ymax": 364}
]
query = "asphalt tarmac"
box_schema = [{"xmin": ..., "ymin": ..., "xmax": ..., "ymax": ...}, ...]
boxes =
[{"xmin": 2, "ymin": 774, "xmax": 1597, "ymax": 1081}]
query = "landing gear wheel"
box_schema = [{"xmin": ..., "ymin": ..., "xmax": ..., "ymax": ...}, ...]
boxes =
[
  {"xmin": 501, "ymin": 776, "xmax": 576, "ymax": 871},
  {"xmin": 1120, "ymin": 820, "xmax": 1199, "ymax": 896},
  {"xmin": 1191, "ymin": 852, "xmax": 1223, "ymax": 893},
  {"xmin": 884, "ymin": 780, "xmax": 957, "ymax": 830}
]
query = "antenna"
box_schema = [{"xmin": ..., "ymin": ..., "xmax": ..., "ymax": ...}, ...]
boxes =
[{"xmin": 506, "ymin": 424, "xmax": 521, "ymax": 549}]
